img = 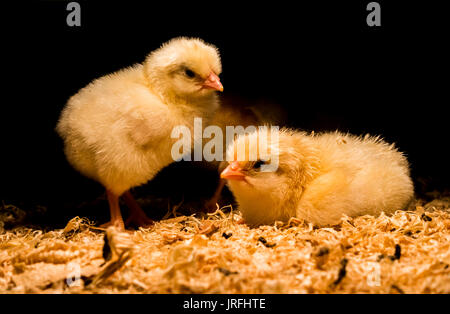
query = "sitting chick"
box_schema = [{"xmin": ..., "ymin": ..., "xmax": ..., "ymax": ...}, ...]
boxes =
[
  {"xmin": 221, "ymin": 128, "xmax": 414, "ymax": 226},
  {"xmin": 56, "ymin": 37, "xmax": 223, "ymax": 230}
]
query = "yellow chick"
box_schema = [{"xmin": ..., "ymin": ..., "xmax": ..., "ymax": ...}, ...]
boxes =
[
  {"xmin": 221, "ymin": 128, "xmax": 414, "ymax": 226},
  {"xmin": 56, "ymin": 37, "xmax": 223, "ymax": 230}
]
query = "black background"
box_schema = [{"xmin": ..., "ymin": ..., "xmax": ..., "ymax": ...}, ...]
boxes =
[
  {"xmin": 1, "ymin": 1, "xmax": 448, "ymax": 226},
  {"xmin": 2, "ymin": 293, "xmax": 437, "ymax": 312}
]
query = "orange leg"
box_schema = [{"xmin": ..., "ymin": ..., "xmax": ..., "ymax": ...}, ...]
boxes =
[
  {"xmin": 204, "ymin": 179, "xmax": 226, "ymax": 212},
  {"xmin": 122, "ymin": 190, "xmax": 154, "ymax": 228},
  {"xmin": 100, "ymin": 190, "xmax": 125, "ymax": 230}
]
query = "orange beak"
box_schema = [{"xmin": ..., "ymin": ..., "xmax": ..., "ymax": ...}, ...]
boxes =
[
  {"xmin": 220, "ymin": 161, "xmax": 245, "ymax": 181},
  {"xmin": 202, "ymin": 72, "xmax": 223, "ymax": 92}
]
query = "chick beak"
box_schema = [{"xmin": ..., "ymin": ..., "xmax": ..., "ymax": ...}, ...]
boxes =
[
  {"xmin": 202, "ymin": 72, "xmax": 223, "ymax": 92},
  {"xmin": 220, "ymin": 161, "xmax": 245, "ymax": 181}
]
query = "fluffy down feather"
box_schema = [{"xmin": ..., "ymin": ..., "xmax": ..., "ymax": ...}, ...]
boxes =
[
  {"xmin": 222, "ymin": 128, "xmax": 414, "ymax": 226},
  {"xmin": 56, "ymin": 37, "xmax": 222, "ymax": 228}
]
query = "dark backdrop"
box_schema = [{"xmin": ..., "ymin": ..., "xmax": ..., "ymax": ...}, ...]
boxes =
[{"xmin": 1, "ymin": 1, "xmax": 448, "ymax": 225}]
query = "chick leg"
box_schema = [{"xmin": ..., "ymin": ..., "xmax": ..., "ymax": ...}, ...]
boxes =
[
  {"xmin": 204, "ymin": 179, "xmax": 226, "ymax": 212},
  {"xmin": 122, "ymin": 190, "xmax": 154, "ymax": 228},
  {"xmin": 100, "ymin": 190, "xmax": 125, "ymax": 230},
  {"xmin": 204, "ymin": 161, "xmax": 228, "ymax": 212}
]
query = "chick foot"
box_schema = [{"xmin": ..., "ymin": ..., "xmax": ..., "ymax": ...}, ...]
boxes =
[
  {"xmin": 122, "ymin": 190, "xmax": 154, "ymax": 228},
  {"xmin": 100, "ymin": 190, "xmax": 125, "ymax": 231}
]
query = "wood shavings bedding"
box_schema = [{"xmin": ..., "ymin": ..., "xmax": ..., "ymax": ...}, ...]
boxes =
[{"xmin": 0, "ymin": 197, "xmax": 449, "ymax": 294}]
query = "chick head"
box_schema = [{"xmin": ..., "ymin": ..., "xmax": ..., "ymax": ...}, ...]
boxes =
[
  {"xmin": 221, "ymin": 128, "xmax": 320, "ymax": 225},
  {"xmin": 145, "ymin": 37, "xmax": 223, "ymax": 100}
]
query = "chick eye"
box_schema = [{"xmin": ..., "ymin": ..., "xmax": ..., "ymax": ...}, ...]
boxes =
[
  {"xmin": 253, "ymin": 159, "xmax": 266, "ymax": 170},
  {"xmin": 184, "ymin": 68, "xmax": 196, "ymax": 78}
]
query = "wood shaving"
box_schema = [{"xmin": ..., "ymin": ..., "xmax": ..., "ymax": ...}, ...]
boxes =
[{"xmin": 0, "ymin": 198, "xmax": 449, "ymax": 293}]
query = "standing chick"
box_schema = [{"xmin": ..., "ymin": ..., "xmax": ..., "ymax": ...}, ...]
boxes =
[
  {"xmin": 221, "ymin": 128, "xmax": 414, "ymax": 226},
  {"xmin": 56, "ymin": 37, "xmax": 223, "ymax": 230}
]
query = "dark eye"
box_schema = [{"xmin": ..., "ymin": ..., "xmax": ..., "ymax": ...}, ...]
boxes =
[
  {"xmin": 253, "ymin": 159, "xmax": 266, "ymax": 170},
  {"xmin": 184, "ymin": 68, "xmax": 195, "ymax": 78}
]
